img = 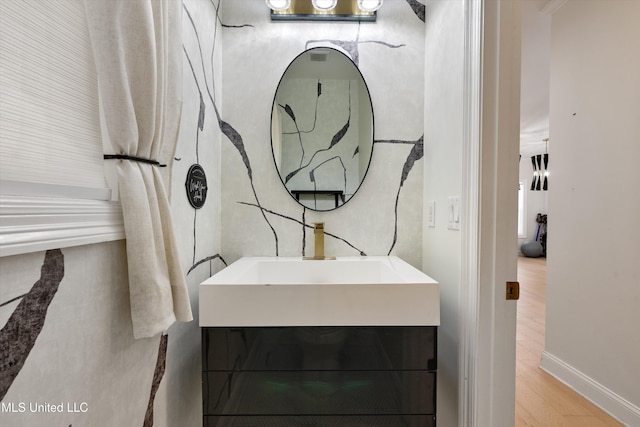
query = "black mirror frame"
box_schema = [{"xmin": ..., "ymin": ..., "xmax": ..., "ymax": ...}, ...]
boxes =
[{"xmin": 270, "ymin": 47, "xmax": 375, "ymax": 212}]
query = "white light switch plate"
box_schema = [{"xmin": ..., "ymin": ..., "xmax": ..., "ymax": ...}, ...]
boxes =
[{"xmin": 447, "ymin": 196, "xmax": 460, "ymax": 230}]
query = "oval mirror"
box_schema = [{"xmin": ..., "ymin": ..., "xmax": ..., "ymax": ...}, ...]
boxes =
[{"xmin": 271, "ymin": 47, "xmax": 374, "ymax": 211}]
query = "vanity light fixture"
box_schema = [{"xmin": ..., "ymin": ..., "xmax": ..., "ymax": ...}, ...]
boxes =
[
  {"xmin": 357, "ymin": 0, "xmax": 383, "ymax": 12},
  {"xmin": 312, "ymin": 0, "xmax": 338, "ymax": 10},
  {"xmin": 265, "ymin": 0, "xmax": 291, "ymax": 11},
  {"xmin": 268, "ymin": 0, "xmax": 379, "ymax": 22}
]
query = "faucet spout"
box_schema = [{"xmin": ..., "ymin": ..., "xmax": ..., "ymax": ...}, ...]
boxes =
[{"xmin": 304, "ymin": 222, "xmax": 335, "ymax": 260}]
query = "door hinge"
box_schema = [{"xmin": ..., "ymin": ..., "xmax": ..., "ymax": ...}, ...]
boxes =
[{"xmin": 506, "ymin": 281, "xmax": 520, "ymax": 300}]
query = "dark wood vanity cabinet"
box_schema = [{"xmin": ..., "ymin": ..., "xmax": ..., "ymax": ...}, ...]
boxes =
[{"xmin": 202, "ymin": 326, "xmax": 437, "ymax": 426}]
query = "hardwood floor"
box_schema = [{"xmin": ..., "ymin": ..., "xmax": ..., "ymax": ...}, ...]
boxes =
[{"xmin": 515, "ymin": 256, "xmax": 623, "ymax": 426}]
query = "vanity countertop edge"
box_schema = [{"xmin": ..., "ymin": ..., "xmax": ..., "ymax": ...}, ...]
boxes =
[{"xmin": 199, "ymin": 256, "xmax": 440, "ymax": 328}]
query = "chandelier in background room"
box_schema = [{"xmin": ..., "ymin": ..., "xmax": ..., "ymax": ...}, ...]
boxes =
[{"xmin": 530, "ymin": 138, "xmax": 549, "ymax": 191}]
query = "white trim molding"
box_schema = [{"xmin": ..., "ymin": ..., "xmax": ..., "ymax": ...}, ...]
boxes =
[
  {"xmin": 0, "ymin": 195, "xmax": 124, "ymax": 257},
  {"xmin": 471, "ymin": 0, "xmax": 521, "ymax": 425},
  {"xmin": 460, "ymin": 0, "xmax": 483, "ymax": 425},
  {"xmin": 541, "ymin": 351, "xmax": 640, "ymax": 426}
]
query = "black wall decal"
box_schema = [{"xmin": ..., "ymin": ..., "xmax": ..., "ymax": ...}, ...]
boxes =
[
  {"xmin": 184, "ymin": 3, "xmax": 280, "ymax": 255},
  {"xmin": 374, "ymin": 136, "xmax": 424, "ymax": 254},
  {"xmin": 400, "ymin": 137, "xmax": 424, "ymax": 187},
  {"xmin": 305, "ymin": 40, "xmax": 405, "ymax": 67},
  {"xmin": 187, "ymin": 254, "xmax": 228, "ymax": 276},
  {"xmin": 214, "ymin": 108, "xmax": 253, "ymax": 178},
  {"xmin": 280, "ymin": 103, "xmax": 306, "ymax": 167},
  {"xmin": 302, "ymin": 208, "xmax": 307, "ymax": 257},
  {"xmin": 143, "ymin": 334, "xmax": 168, "ymax": 427},
  {"xmin": 281, "ymin": 79, "xmax": 353, "ymax": 194},
  {"xmin": 405, "ymin": 0, "xmax": 426, "ymax": 22},
  {"xmin": 239, "ymin": 201, "xmax": 366, "ymax": 256},
  {"xmin": 185, "ymin": 164, "xmax": 208, "ymax": 209},
  {"xmin": 0, "ymin": 293, "xmax": 28, "ymax": 309},
  {"xmin": 304, "ymin": 22, "xmax": 407, "ymax": 67},
  {"xmin": 0, "ymin": 249, "xmax": 64, "ymax": 400},
  {"xmin": 198, "ymin": 93, "xmax": 206, "ymax": 132}
]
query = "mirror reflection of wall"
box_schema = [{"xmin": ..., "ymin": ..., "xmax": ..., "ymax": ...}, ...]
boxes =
[{"xmin": 271, "ymin": 47, "xmax": 373, "ymax": 211}]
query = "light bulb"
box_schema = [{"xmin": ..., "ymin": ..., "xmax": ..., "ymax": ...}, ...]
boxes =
[
  {"xmin": 265, "ymin": 0, "xmax": 291, "ymax": 11},
  {"xmin": 358, "ymin": 0, "xmax": 383, "ymax": 12},
  {"xmin": 312, "ymin": 0, "xmax": 338, "ymax": 11}
]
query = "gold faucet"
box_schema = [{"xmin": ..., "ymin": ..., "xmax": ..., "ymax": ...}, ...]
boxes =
[{"xmin": 304, "ymin": 222, "xmax": 335, "ymax": 260}]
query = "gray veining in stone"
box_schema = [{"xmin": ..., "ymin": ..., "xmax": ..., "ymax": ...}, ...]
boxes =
[{"xmin": 0, "ymin": 249, "xmax": 64, "ymax": 400}]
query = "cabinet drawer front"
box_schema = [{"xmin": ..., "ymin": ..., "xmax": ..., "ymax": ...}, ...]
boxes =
[
  {"xmin": 203, "ymin": 327, "xmax": 436, "ymax": 372},
  {"xmin": 204, "ymin": 371, "xmax": 435, "ymax": 416},
  {"xmin": 204, "ymin": 414, "xmax": 435, "ymax": 426}
]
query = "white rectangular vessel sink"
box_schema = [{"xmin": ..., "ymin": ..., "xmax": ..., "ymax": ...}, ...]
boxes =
[{"xmin": 199, "ymin": 256, "xmax": 439, "ymax": 327}]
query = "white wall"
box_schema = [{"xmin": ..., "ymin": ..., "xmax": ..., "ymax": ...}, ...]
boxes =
[
  {"xmin": 423, "ymin": 1, "xmax": 463, "ymax": 425},
  {"xmin": 544, "ymin": 1, "xmax": 640, "ymax": 424}
]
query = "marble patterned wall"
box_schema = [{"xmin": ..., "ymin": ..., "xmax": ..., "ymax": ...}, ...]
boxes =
[
  {"xmin": 160, "ymin": 0, "xmax": 225, "ymax": 425},
  {"xmin": 219, "ymin": 0, "xmax": 426, "ymax": 267},
  {"xmin": 0, "ymin": 243, "xmax": 165, "ymax": 426},
  {"xmin": 0, "ymin": 1, "xmax": 223, "ymax": 426},
  {"xmin": 1, "ymin": 1, "xmax": 425, "ymax": 426}
]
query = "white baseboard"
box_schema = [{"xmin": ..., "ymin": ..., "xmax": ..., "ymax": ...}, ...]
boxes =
[{"xmin": 540, "ymin": 351, "xmax": 640, "ymax": 426}]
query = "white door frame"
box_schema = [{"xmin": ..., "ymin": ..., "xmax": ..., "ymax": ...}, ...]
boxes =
[{"xmin": 461, "ymin": 0, "xmax": 521, "ymax": 425}]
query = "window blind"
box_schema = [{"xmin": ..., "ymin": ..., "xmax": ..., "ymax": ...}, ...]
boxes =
[{"xmin": 0, "ymin": 0, "xmax": 109, "ymax": 199}]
